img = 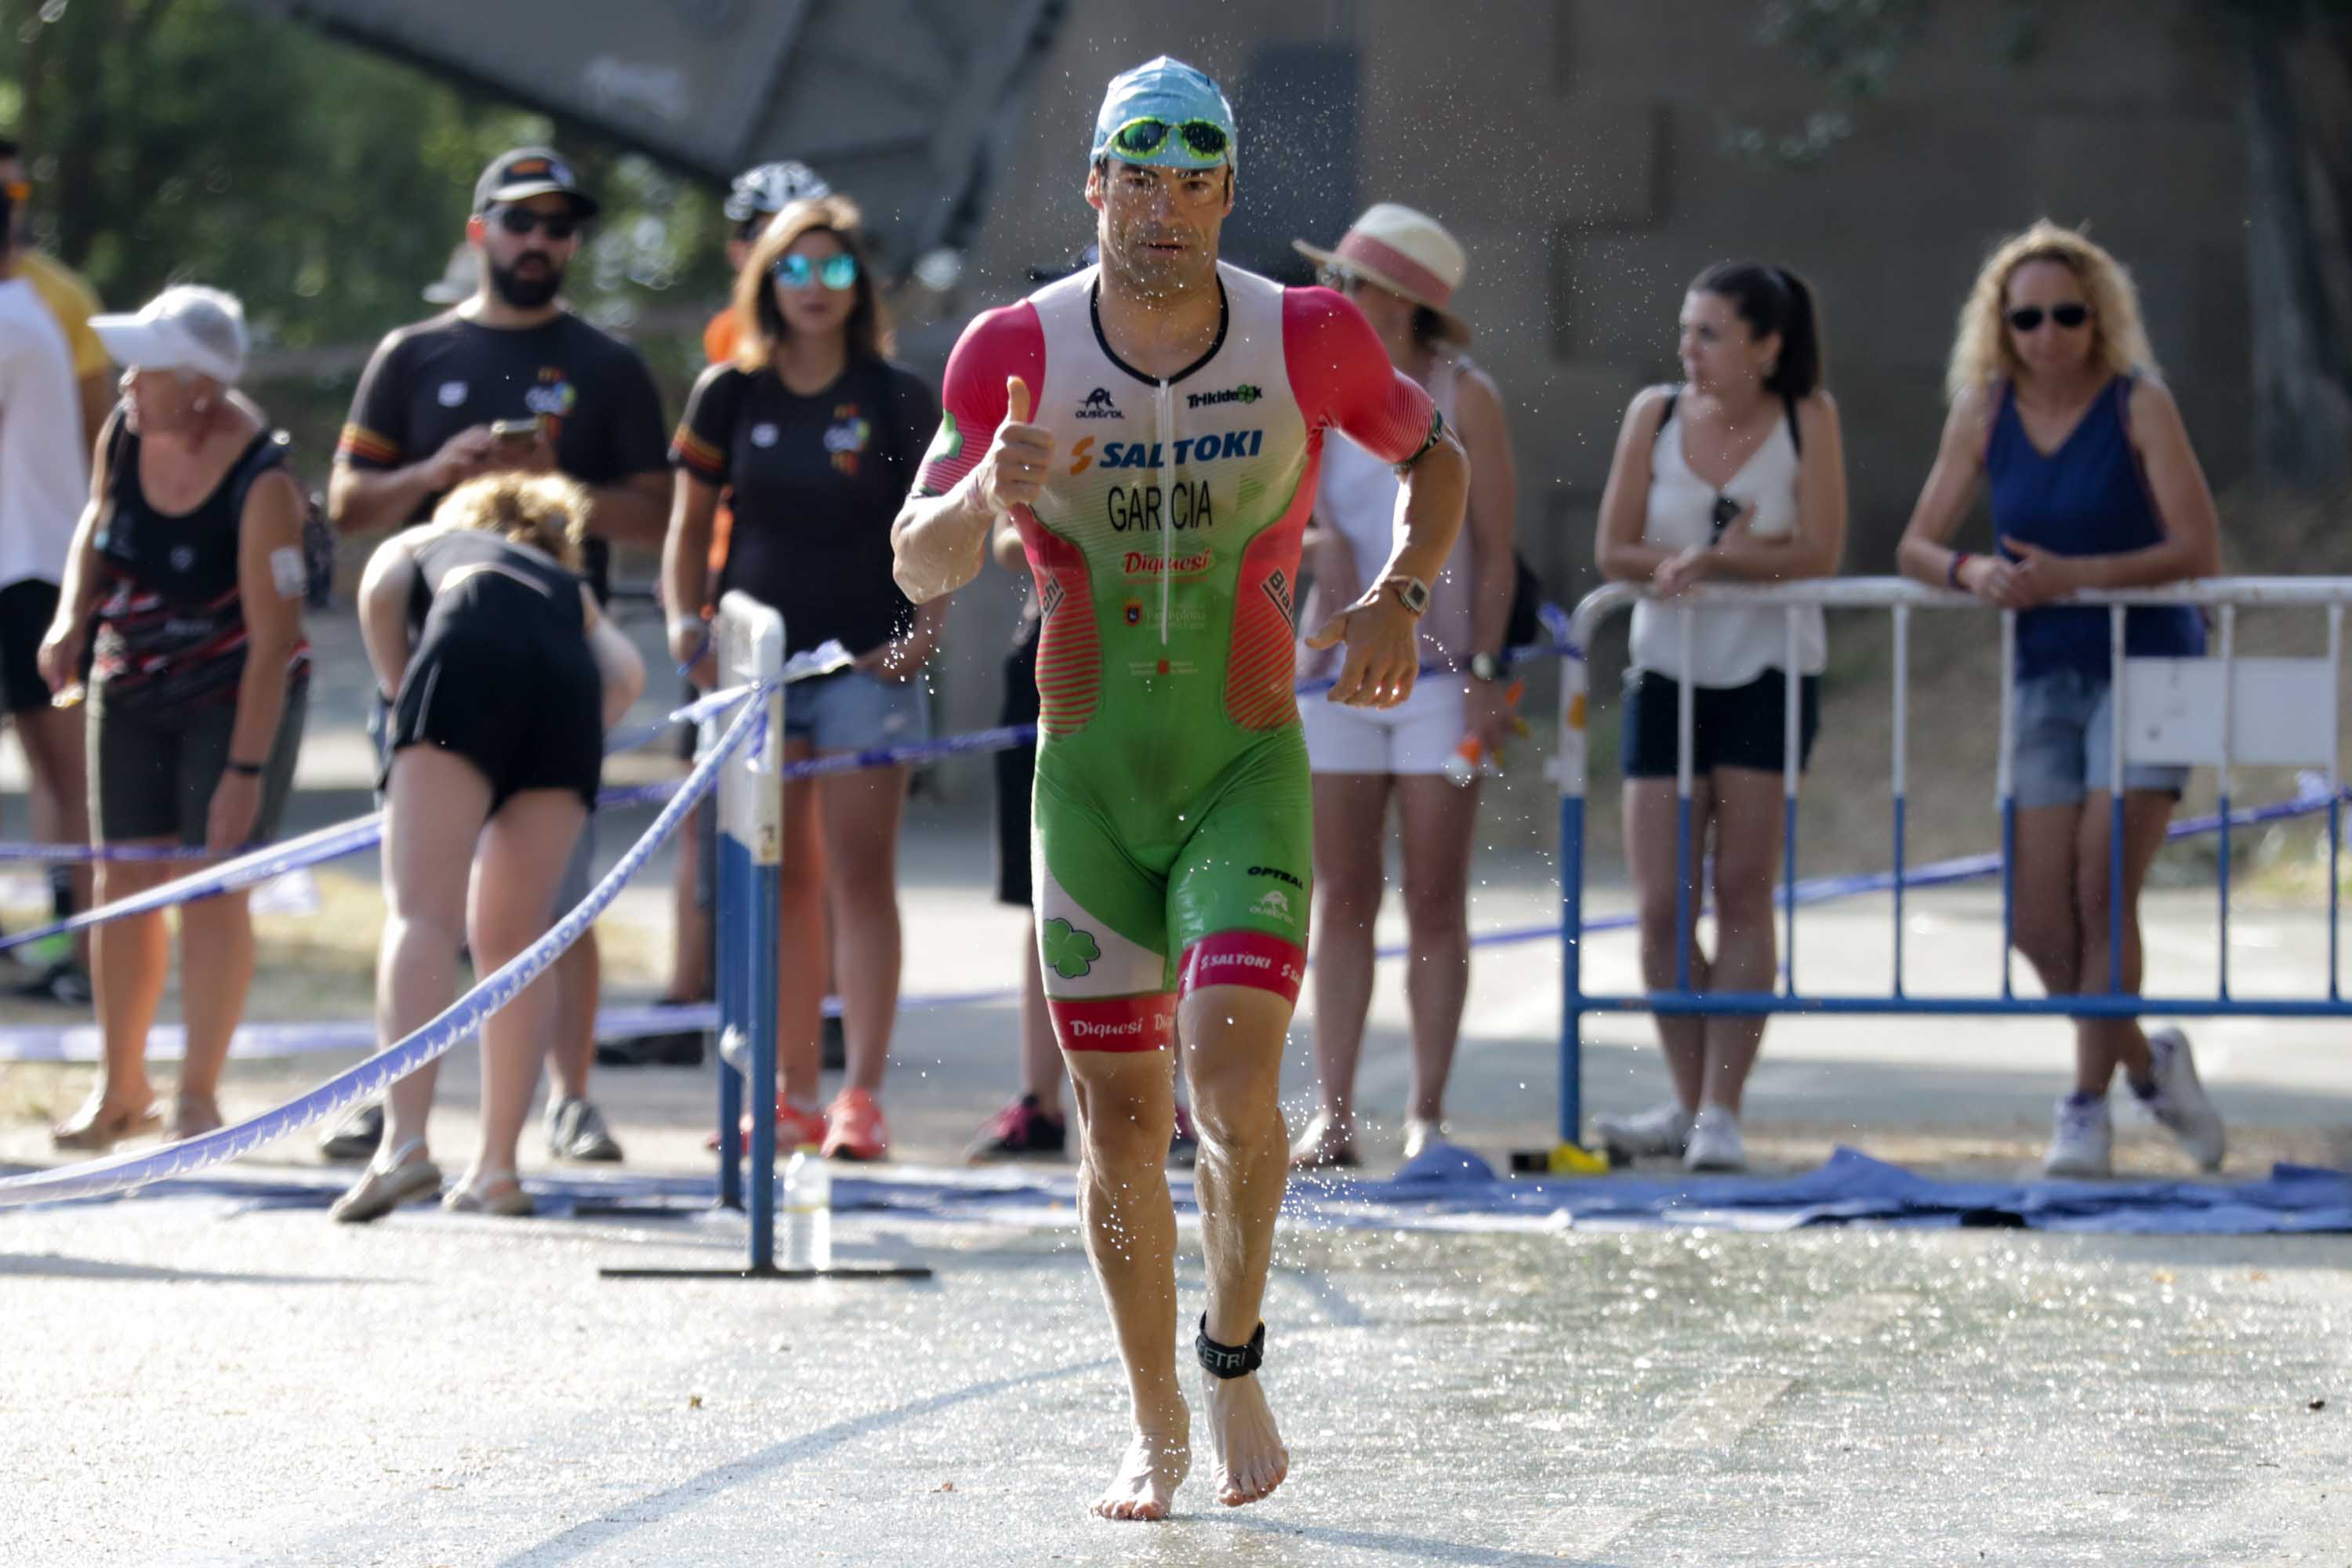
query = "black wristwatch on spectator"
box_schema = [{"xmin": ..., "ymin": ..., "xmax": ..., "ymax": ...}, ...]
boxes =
[{"xmin": 1468, "ymin": 652, "xmax": 1503, "ymax": 684}]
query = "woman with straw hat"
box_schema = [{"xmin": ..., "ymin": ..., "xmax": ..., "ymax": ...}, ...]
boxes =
[{"xmin": 1288, "ymin": 203, "xmax": 1521, "ymax": 1169}]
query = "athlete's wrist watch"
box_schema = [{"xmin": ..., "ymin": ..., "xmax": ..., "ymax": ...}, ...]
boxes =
[
  {"xmin": 1468, "ymin": 652, "xmax": 1504, "ymax": 684},
  {"xmin": 1380, "ymin": 574, "xmax": 1431, "ymax": 619}
]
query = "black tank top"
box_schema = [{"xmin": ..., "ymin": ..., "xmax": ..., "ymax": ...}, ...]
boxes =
[
  {"xmin": 405, "ymin": 529, "xmax": 586, "ymax": 641},
  {"xmin": 94, "ymin": 421, "xmax": 312, "ymax": 710}
]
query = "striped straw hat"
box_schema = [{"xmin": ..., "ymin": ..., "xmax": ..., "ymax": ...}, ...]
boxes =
[{"xmin": 1293, "ymin": 202, "xmax": 1470, "ymax": 345}]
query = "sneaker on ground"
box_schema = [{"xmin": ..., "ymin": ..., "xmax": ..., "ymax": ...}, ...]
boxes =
[
  {"xmin": 319, "ymin": 1101, "xmax": 384, "ymax": 1163},
  {"xmin": 2043, "ymin": 1091, "xmax": 2114, "ymax": 1178},
  {"xmin": 823, "ymin": 1087, "xmax": 889, "ymax": 1161},
  {"xmin": 597, "ymin": 1027, "xmax": 708, "ymax": 1069},
  {"xmin": 702, "ymin": 1099, "xmax": 827, "ymax": 1155},
  {"xmin": 966, "ymin": 1093, "xmax": 1069, "ymax": 1162},
  {"xmin": 1401, "ymin": 1116, "xmax": 1448, "ymax": 1163},
  {"xmin": 1682, "ymin": 1105, "xmax": 1747, "ymax": 1172},
  {"xmin": 14, "ymin": 961, "xmax": 92, "ymax": 1006},
  {"xmin": 546, "ymin": 1096, "xmax": 625, "ymax": 1163},
  {"xmin": 1593, "ymin": 1102, "xmax": 1694, "ymax": 1163},
  {"xmin": 2136, "ymin": 1026, "xmax": 2226, "ymax": 1172}
]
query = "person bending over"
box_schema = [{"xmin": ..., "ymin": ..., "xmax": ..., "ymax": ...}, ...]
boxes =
[{"xmin": 332, "ymin": 473, "xmax": 644, "ymax": 1221}]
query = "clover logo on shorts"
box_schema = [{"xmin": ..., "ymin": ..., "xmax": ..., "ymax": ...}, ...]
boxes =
[{"xmin": 1041, "ymin": 916, "xmax": 1101, "ymax": 980}]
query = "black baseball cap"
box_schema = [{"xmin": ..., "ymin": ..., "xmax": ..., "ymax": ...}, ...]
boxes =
[{"xmin": 473, "ymin": 147, "xmax": 600, "ymax": 220}]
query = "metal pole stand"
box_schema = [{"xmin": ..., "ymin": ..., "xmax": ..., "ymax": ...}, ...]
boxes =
[{"xmin": 603, "ymin": 592, "xmax": 931, "ymax": 1282}]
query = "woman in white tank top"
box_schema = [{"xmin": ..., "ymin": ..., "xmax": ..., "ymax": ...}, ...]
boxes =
[
  {"xmin": 1590, "ymin": 261, "xmax": 1848, "ymax": 1173},
  {"xmin": 1287, "ymin": 204, "xmax": 1521, "ymax": 1169}
]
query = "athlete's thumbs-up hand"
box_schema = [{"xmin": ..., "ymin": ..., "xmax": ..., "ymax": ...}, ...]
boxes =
[{"xmin": 976, "ymin": 376, "xmax": 1055, "ymax": 517}]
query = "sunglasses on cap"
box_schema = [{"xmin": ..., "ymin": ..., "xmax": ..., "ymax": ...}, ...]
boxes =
[
  {"xmin": 2006, "ymin": 303, "xmax": 2090, "ymax": 333},
  {"xmin": 773, "ymin": 252, "xmax": 858, "ymax": 291},
  {"xmin": 1105, "ymin": 116, "xmax": 1230, "ymax": 162},
  {"xmin": 492, "ymin": 205, "xmax": 580, "ymax": 241}
]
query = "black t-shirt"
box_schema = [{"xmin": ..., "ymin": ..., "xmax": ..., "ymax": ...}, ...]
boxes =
[
  {"xmin": 336, "ymin": 310, "xmax": 667, "ymax": 600},
  {"xmin": 670, "ymin": 355, "xmax": 936, "ymax": 658}
]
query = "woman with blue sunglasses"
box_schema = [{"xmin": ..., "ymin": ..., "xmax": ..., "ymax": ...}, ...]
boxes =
[{"xmin": 663, "ymin": 194, "xmax": 944, "ymax": 1163}]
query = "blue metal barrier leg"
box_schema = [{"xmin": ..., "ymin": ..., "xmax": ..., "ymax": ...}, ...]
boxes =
[
  {"xmin": 1560, "ymin": 793, "xmax": 1584, "ymax": 1148},
  {"xmin": 717, "ymin": 829, "xmax": 745, "ymax": 1213},
  {"xmin": 746, "ymin": 857, "xmax": 779, "ymax": 1272}
]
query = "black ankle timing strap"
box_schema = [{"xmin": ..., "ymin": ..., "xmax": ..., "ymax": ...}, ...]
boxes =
[{"xmin": 1195, "ymin": 1316, "xmax": 1265, "ymax": 1379}]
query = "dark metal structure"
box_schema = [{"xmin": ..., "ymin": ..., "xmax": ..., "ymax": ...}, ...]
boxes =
[{"xmin": 241, "ymin": 0, "xmax": 1063, "ymax": 263}]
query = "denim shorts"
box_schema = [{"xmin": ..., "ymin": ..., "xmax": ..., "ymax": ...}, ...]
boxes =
[
  {"xmin": 782, "ymin": 668, "xmax": 931, "ymax": 753},
  {"xmin": 2013, "ymin": 666, "xmax": 2190, "ymax": 810}
]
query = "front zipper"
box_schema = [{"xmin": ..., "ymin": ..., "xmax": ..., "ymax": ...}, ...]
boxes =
[{"xmin": 1154, "ymin": 377, "xmax": 1174, "ymax": 646}]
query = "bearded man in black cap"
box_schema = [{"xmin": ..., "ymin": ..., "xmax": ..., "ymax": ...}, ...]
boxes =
[{"xmin": 321, "ymin": 147, "xmax": 670, "ymax": 1169}]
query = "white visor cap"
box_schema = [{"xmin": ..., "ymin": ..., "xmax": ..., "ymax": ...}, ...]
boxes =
[{"xmin": 90, "ymin": 285, "xmax": 249, "ymax": 385}]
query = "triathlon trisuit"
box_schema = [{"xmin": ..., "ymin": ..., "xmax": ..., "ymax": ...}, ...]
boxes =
[{"xmin": 915, "ymin": 262, "xmax": 1440, "ymax": 1051}]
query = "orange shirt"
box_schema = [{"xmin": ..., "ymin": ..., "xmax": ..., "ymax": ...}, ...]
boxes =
[{"xmin": 701, "ymin": 309, "xmax": 736, "ymax": 600}]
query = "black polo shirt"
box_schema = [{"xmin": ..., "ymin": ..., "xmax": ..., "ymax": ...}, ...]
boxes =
[
  {"xmin": 336, "ymin": 309, "xmax": 667, "ymax": 600},
  {"xmin": 670, "ymin": 355, "xmax": 936, "ymax": 658}
]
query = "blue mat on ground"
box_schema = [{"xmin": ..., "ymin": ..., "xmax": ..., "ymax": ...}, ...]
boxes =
[{"xmin": 4, "ymin": 1146, "xmax": 2350, "ymax": 1234}]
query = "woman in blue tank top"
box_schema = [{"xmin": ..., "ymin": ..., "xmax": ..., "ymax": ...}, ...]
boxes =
[{"xmin": 1896, "ymin": 221, "xmax": 2225, "ymax": 1180}]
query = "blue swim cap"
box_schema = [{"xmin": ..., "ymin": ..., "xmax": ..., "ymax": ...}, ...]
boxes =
[{"xmin": 1090, "ymin": 56, "xmax": 1237, "ymax": 172}]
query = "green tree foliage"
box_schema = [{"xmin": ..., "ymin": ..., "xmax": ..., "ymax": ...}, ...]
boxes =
[{"xmin": 0, "ymin": 0, "xmax": 728, "ymax": 352}]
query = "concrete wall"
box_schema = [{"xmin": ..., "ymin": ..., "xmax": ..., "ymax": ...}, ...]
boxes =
[{"xmin": 909, "ymin": 0, "xmax": 2249, "ymax": 772}]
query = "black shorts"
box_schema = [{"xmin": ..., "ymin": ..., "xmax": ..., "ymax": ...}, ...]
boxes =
[
  {"xmin": 92, "ymin": 681, "xmax": 306, "ymax": 847},
  {"xmin": 993, "ymin": 619, "xmax": 1040, "ymax": 907},
  {"xmin": 0, "ymin": 579, "xmax": 60, "ymax": 713},
  {"xmin": 385, "ymin": 626, "xmax": 604, "ymax": 814},
  {"xmin": 1621, "ymin": 666, "xmax": 1821, "ymax": 779}
]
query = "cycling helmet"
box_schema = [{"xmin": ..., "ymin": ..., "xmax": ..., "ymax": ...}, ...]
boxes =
[{"xmin": 724, "ymin": 160, "xmax": 831, "ymax": 223}]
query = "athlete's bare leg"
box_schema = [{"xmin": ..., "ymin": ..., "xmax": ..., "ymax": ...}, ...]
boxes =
[
  {"xmin": 1178, "ymin": 982, "xmax": 1291, "ymax": 1508},
  {"xmin": 1062, "ymin": 1044, "xmax": 1189, "ymax": 1519}
]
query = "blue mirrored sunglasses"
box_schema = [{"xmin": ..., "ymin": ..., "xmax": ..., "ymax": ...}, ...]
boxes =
[{"xmin": 773, "ymin": 252, "xmax": 859, "ymax": 292}]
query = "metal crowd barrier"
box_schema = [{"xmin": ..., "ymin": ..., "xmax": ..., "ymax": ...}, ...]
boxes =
[
  {"xmin": 603, "ymin": 591, "xmax": 927, "ymax": 1281},
  {"xmin": 1550, "ymin": 575, "xmax": 2352, "ymax": 1167}
]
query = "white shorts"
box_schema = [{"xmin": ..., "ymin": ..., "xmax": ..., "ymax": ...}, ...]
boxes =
[{"xmin": 1299, "ymin": 675, "xmax": 1467, "ymax": 775}]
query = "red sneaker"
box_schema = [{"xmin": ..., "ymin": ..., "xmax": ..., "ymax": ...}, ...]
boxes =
[
  {"xmin": 822, "ymin": 1087, "xmax": 890, "ymax": 1161},
  {"xmin": 702, "ymin": 1098, "xmax": 829, "ymax": 1155},
  {"xmin": 965, "ymin": 1094, "xmax": 1069, "ymax": 1162}
]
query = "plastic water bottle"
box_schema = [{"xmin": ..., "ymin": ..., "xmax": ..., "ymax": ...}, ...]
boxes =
[
  {"xmin": 1443, "ymin": 737, "xmax": 1490, "ymax": 788},
  {"xmin": 781, "ymin": 1143, "xmax": 832, "ymax": 1271}
]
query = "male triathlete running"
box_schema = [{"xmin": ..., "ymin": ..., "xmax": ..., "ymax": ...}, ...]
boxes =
[{"xmin": 892, "ymin": 57, "xmax": 1468, "ymax": 1519}]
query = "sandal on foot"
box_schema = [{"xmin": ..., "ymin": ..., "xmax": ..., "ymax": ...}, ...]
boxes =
[
  {"xmin": 169, "ymin": 1096, "xmax": 226, "ymax": 1142},
  {"xmin": 443, "ymin": 1169, "xmax": 534, "ymax": 1217},
  {"xmin": 1287, "ymin": 1110, "xmax": 1359, "ymax": 1171},
  {"xmin": 51, "ymin": 1094, "xmax": 162, "ymax": 1152},
  {"xmin": 331, "ymin": 1138, "xmax": 442, "ymax": 1224}
]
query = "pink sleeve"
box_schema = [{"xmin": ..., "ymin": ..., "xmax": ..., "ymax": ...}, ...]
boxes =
[
  {"xmin": 1282, "ymin": 285, "xmax": 1441, "ymax": 466},
  {"xmin": 912, "ymin": 302, "xmax": 1046, "ymax": 497}
]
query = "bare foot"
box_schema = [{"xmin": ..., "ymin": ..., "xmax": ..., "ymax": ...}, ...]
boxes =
[
  {"xmin": 1091, "ymin": 1418, "xmax": 1191, "ymax": 1522},
  {"xmin": 1200, "ymin": 1371, "xmax": 1287, "ymax": 1506}
]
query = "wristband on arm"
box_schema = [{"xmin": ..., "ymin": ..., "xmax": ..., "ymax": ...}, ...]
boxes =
[{"xmin": 1947, "ymin": 550, "xmax": 1974, "ymax": 590}]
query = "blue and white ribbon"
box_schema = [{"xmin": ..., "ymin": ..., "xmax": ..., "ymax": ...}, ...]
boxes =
[{"xmin": 0, "ymin": 684, "xmax": 771, "ymax": 1209}]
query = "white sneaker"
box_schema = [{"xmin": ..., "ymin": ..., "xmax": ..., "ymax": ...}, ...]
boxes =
[
  {"xmin": 1592, "ymin": 1102, "xmax": 1694, "ymax": 1163},
  {"xmin": 2043, "ymin": 1093, "xmax": 2114, "ymax": 1178},
  {"xmin": 1401, "ymin": 1116, "xmax": 1448, "ymax": 1162},
  {"xmin": 1682, "ymin": 1105, "xmax": 1747, "ymax": 1172},
  {"xmin": 2136, "ymin": 1027, "xmax": 2226, "ymax": 1172}
]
